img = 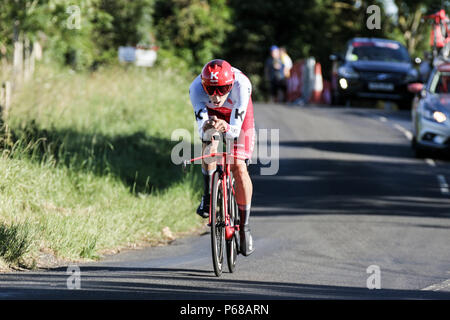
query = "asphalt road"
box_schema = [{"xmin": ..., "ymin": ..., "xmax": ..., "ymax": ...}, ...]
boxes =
[{"xmin": 1, "ymin": 103, "xmax": 450, "ymax": 301}]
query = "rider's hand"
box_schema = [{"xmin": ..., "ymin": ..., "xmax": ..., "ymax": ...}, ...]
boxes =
[
  {"xmin": 211, "ymin": 116, "xmax": 229, "ymax": 133},
  {"xmin": 203, "ymin": 116, "xmax": 217, "ymax": 131}
]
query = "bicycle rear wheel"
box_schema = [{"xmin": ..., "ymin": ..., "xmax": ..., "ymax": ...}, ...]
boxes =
[
  {"xmin": 210, "ymin": 171, "xmax": 225, "ymax": 277},
  {"xmin": 226, "ymin": 174, "xmax": 238, "ymax": 273}
]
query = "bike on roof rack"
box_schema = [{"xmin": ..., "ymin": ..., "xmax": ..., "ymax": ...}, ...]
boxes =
[{"xmin": 424, "ymin": 9, "xmax": 450, "ymax": 66}]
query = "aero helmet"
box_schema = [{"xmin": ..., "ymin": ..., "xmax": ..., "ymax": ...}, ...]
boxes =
[{"xmin": 201, "ymin": 59, "xmax": 235, "ymax": 96}]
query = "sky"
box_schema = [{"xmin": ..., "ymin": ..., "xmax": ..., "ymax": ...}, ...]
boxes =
[{"xmin": 382, "ymin": 0, "xmax": 398, "ymax": 15}]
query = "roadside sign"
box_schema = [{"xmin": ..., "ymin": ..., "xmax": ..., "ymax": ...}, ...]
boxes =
[
  {"xmin": 135, "ymin": 48, "xmax": 157, "ymax": 67},
  {"xmin": 118, "ymin": 46, "xmax": 157, "ymax": 67},
  {"xmin": 118, "ymin": 46, "xmax": 136, "ymax": 63}
]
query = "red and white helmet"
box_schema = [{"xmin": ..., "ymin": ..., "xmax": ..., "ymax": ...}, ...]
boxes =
[{"xmin": 201, "ymin": 59, "xmax": 235, "ymax": 96}]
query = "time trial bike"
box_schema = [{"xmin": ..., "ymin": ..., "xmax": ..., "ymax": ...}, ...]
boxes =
[{"xmin": 183, "ymin": 151, "xmax": 248, "ymax": 277}]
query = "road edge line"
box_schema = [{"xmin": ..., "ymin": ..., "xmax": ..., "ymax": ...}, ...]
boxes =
[{"xmin": 421, "ymin": 279, "xmax": 450, "ymax": 291}]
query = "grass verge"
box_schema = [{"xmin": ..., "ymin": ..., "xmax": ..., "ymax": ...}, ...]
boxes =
[{"xmin": 0, "ymin": 63, "xmax": 204, "ymax": 269}]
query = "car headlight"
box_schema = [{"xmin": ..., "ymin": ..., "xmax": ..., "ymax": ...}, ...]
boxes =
[
  {"xmin": 405, "ymin": 69, "xmax": 418, "ymax": 83},
  {"xmin": 339, "ymin": 78, "xmax": 348, "ymax": 89},
  {"xmin": 338, "ymin": 66, "xmax": 359, "ymax": 79},
  {"xmin": 422, "ymin": 104, "xmax": 447, "ymax": 124}
]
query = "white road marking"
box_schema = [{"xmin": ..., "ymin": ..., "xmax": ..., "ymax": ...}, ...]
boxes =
[
  {"xmin": 379, "ymin": 117, "xmax": 449, "ymax": 198},
  {"xmin": 393, "ymin": 124, "xmax": 413, "ymax": 141},
  {"xmin": 437, "ymin": 175, "xmax": 449, "ymax": 195},
  {"xmin": 425, "ymin": 158, "xmax": 436, "ymax": 167},
  {"xmin": 422, "ymin": 279, "xmax": 450, "ymax": 291}
]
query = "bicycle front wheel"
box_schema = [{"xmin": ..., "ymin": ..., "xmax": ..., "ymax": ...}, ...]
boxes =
[
  {"xmin": 226, "ymin": 173, "xmax": 238, "ymax": 273},
  {"xmin": 210, "ymin": 171, "xmax": 225, "ymax": 277}
]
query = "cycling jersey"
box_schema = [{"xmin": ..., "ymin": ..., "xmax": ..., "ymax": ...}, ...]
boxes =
[{"xmin": 189, "ymin": 67, "xmax": 255, "ymax": 159}]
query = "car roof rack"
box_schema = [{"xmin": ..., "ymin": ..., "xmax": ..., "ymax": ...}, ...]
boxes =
[{"xmin": 351, "ymin": 37, "xmax": 401, "ymax": 43}]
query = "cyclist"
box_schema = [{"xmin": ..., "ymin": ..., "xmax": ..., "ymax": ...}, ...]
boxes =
[{"xmin": 189, "ymin": 59, "xmax": 255, "ymax": 256}]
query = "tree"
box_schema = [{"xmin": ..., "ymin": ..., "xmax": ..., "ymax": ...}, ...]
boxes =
[
  {"xmin": 0, "ymin": 0, "xmax": 50, "ymax": 54},
  {"xmin": 153, "ymin": 0, "xmax": 233, "ymax": 72},
  {"xmin": 0, "ymin": 0, "xmax": 158, "ymax": 70},
  {"xmin": 96, "ymin": 0, "xmax": 155, "ymax": 60},
  {"xmin": 223, "ymin": 0, "xmax": 389, "ymax": 98},
  {"xmin": 392, "ymin": 1, "xmax": 427, "ymax": 55},
  {"xmin": 386, "ymin": 0, "xmax": 444, "ymax": 57}
]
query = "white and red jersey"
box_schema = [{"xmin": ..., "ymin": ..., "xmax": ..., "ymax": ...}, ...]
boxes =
[{"xmin": 189, "ymin": 67, "xmax": 253, "ymax": 140}]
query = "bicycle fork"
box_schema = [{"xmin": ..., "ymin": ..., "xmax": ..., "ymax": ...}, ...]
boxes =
[{"xmin": 225, "ymin": 172, "xmax": 240, "ymax": 241}]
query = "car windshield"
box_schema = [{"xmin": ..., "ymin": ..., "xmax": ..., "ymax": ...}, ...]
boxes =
[
  {"xmin": 347, "ymin": 42, "xmax": 410, "ymax": 63},
  {"xmin": 430, "ymin": 72, "xmax": 450, "ymax": 94}
]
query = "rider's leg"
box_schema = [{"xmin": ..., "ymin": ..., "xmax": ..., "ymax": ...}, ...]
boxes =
[
  {"xmin": 231, "ymin": 161, "xmax": 252, "ymax": 205},
  {"xmin": 197, "ymin": 140, "xmax": 218, "ymax": 218},
  {"xmin": 231, "ymin": 161, "xmax": 254, "ymax": 256}
]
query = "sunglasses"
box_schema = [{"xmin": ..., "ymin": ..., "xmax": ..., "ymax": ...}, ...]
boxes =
[{"xmin": 202, "ymin": 84, "xmax": 233, "ymax": 96}]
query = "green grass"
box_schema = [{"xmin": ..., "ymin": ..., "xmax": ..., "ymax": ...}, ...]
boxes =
[
  {"xmin": 0, "ymin": 63, "xmax": 204, "ymax": 267},
  {"xmin": 0, "ymin": 222, "xmax": 32, "ymax": 265}
]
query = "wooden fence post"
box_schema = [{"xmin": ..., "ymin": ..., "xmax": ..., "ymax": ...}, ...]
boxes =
[
  {"xmin": 0, "ymin": 83, "xmax": 4, "ymax": 110},
  {"xmin": 3, "ymin": 81, "xmax": 11, "ymax": 116},
  {"xmin": 0, "ymin": 81, "xmax": 11, "ymax": 114},
  {"xmin": 0, "ymin": 23, "xmax": 39, "ymax": 144},
  {"xmin": 13, "ymin": 35, "xmax": 23, "ymax": 88},
  {"xmin": 1, "ymin": 81, "xmax": 12, "ymax": 145},
  {"xmin": 24, "ymin": 37, "xmax": 31, "ymax": 82}
]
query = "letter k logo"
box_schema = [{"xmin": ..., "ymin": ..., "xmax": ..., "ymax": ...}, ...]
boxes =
[
  {"xmin": 235, "ymin": 109, "xmax": 245, "ymax": 121},
  {"xmin": 195, "ymin": 109, "xmax": 205, "ymax": 120},
  {"xmin": 211, "ymin": 72, "xmax": 219, "ymax": 80}
]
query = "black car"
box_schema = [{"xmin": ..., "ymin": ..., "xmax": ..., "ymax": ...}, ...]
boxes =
[{"xmin": 330, "ymin": 37, "xmax": 420, "ymax": 109}]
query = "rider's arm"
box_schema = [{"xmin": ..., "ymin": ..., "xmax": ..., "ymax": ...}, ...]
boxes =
[
  {"xmin": 189, "ymin": 78, "xmax": 209, "ymax": 140},
  {"xmin": 225, "ymin": 77, "xmax": 252, "ymax": 140}
]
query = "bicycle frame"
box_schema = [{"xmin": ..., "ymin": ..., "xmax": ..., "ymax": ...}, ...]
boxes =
[
  {"xmin": 425, "ymin": 9, "xmax": 450, "ymax": 49},
  {"xmin": 425, "ymin": 9, "xmax": 450, "ymax": 64},
  {"xmin": 184, "ymin": 152, "xmax": 247, "ymax": 240}
]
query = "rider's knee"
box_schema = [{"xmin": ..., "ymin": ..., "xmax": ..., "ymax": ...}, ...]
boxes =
[{"xmin": 231, "ymin": 163, "xmax": 248, "ymax": 180}]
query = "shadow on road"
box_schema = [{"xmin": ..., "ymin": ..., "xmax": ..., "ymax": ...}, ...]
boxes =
[
  {"xmin": 250, "ymin": 148, "xmax": 450, "ymax": 219},
  {"xmin": 280, "ymin": 140, "xmax": 416, "ymax": 159},
  {"xmin": 280, "ymin": 140, "xmax": 450, "ymax": 161},
  {"xmin": 0, "ymin": 266, "xmax": 449, "ymax": 300}
]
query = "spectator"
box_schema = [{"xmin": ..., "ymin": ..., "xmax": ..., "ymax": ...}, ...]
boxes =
[
  {"xmin": 264, "ymin": 45, "xmax": 285, "ymax": 102},
  {"xmin": 280, "ymin": 47, "xmax": 293, "ymax": 79},
  {"xmin": 280, "ymin": 47, "xmax": 293, "ymax": 102}
]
